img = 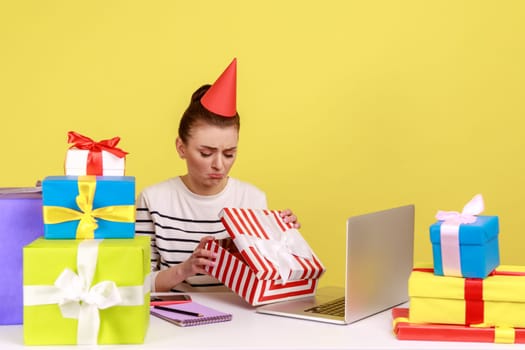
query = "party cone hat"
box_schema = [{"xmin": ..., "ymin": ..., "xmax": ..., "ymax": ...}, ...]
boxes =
[{"xmin": 201, "ymin": 58, "xmax": 237, "ymax": 117}]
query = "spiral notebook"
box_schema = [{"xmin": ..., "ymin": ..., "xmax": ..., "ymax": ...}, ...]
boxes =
[{"xmin": 150, "ymin": 301, "xmax": 232, "ymax": 327}]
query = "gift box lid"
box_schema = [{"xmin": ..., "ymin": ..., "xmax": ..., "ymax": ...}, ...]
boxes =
[
  {"xmin": 219, "ymin": 208, "xmax": 325, "ymax": 283},
  {"xmin": 409, "ymin": 265, "xmax": 525, "ymax": 303},
  {"xmin": 0, "ymin": 187, "xmax": 42, "ymax": 199},
  {"xmin": 42, "ymin": 175, "xmax": 135, "ymax": 210},
  {"xmin": 43, "ymin": 174, "xmax": 134, "ymax": 187},
  {"xmin": 24, "ymin": 236, "xmax": 150, "ymax": 285},
  {"xmin": 42, "ymin": 175, "xmax": 135, "ymax": 207},
  {"xmin": 65, "ymin": 148, "xmax": 126, "ymax": 171},
  {"xmin": 430, "ymin": 215, "xmax": 499, "ymax": 245}
]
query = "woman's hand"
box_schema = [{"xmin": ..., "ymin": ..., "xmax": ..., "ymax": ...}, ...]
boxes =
[
  {"xmin": 280, "ymin": 208, "xmax": 301, "ymax": 229},
  {"xmin": 179, "ymin": 236, "xmax": 217, "ymax": 277},
  {"xmin": 155, "ymin": 236, "xmax": 216, "ymax": 292}
]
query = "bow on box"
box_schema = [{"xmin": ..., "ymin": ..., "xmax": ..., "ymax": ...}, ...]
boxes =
[
  {"xmin": 435, "ymin": 194, "xmax": 485, "ymax": 225},
  {"xmin": 67, "ymin": 131, "xmax": 128, "ymax": 175},
  {"xmin": 234, "ymin": 210, "xmax": 313, "ymax": 284},
  {"xmin": 435, "ymin": 194, "xmax": 484, "ymax": 277},
  {"xmin": 24, "ymin": 240, "xmax": 149, "ymax": 345},
  {"xmin": 43, "ymin": 176, "xmax": 135, "ymax": 239}
]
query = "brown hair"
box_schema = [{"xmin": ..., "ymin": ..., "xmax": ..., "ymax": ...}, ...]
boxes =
[{"xmin": 178, "ymin": 85, "xmax": 240, "ymax": 144}]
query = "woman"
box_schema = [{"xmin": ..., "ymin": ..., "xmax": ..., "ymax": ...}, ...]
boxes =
[{"xmin": 136, "ymin": 59, "xmax": 300, "ymax": 292}]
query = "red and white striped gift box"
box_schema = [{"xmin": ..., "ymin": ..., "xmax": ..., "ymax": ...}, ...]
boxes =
[{"xmin": 204, "ymin": 208, "xmax": 325, "ymax": 306}]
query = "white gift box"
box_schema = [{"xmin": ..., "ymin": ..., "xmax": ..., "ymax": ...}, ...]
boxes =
[
  {"xmin": 205, "ymin": 208, "xmax": 325, "ymax": 306},
  {"xmin": 65, "ymin": 149, "xmax": 125, "ymax": 176}
]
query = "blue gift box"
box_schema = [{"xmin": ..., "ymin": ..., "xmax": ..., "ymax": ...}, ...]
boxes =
[
  {"xmin": 0, "ymin": 188, "xmax": 43, "ymax": 325},
  {"xmin": 429, "ymin": 215, "xmax": 500, "ymax": 278},
  {"xmin": 42, "ymin": 176, "xmax": 135, "ymax": 239}
]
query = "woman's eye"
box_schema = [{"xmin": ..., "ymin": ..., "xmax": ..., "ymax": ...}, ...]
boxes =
[
  {"xmin": 224, "ymin": 153, "xmax": 234, "ymax": 158},
  {"xmin": 200, "ymin": 152, "xmax": 212, "ymax": 157}
]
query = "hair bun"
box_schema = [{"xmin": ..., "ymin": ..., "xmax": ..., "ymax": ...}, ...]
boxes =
[{"xmin": 191, "ymin": 84, "xmax": 211, "ymax": 103}]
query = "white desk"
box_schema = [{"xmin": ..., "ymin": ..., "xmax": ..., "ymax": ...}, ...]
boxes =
[{"xmin": 0, "ymin": 292, "xmax": 518, "ymax": 349}]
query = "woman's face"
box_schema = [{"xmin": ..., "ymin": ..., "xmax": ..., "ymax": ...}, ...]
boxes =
[{"xmin": 176, "ymin": 123, "xmax": 239, "ymax": 195}]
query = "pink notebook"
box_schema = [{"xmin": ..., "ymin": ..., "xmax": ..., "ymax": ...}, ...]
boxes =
[{"xmin": 150, "ymin": 301, "xmax": 232, "ymax": 327}]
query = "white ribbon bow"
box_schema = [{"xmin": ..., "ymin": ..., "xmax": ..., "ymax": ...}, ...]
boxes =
[
  {"xmin": 54, "ymin": 268, "xmax": 122, "ymax": 344},
  {"xmin": 56, "ymin": 240, "xmax": 121, "ymax": 344},
  {"xmin": 254, "ymin": 228, "xmax": 313, "ymax": 284},
  {"xmin": 435, "ymin": 194, "xmax": 484, "ymax": 224},
  {"xmin": 233, "ymin": 210, "xmax": 313, "ymax": 284}
]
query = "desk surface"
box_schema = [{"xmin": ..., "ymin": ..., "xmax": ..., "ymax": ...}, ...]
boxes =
[{"xmin": 0, "ymin": 292, "xmax": 517, "ymax": 349}]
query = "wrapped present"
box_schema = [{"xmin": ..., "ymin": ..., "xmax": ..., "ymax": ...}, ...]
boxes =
[
  {"xmin": 42, "ymin": 175, "xmax": 135, "ymax": 239},
  {"xmin": 393, "ymin": 307, "xmax": 525, "ymax": 344},
  {"xmin": 65, "ymin": 131, "xmax": 128, "ymax": 176},
  {"xmin": 0, "ymin": 187, "xmax": 43, "ymax": 325},
  {"xmin": 430, "ymin": 194, "xmax": 499, "ymax": 278},
  {"xmin": 204, "ymin": 208, "xmax": 325, "ymax": 306},
  {"xmin": 408, "ymin": 265, "xmax": 525, "ymax": 327},
  {"xmin": 23, "ymin": 236, "xmax": 151, "ymax": 345}
]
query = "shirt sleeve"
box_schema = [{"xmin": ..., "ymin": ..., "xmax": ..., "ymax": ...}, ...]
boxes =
[{"xmin": 135, "ymin": 191, "xmax": 160, "ymax": 274}]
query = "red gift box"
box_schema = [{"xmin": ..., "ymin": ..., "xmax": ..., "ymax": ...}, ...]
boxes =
[
  {"xmin": 205, "ymin": 208, "xmax": 325, "ymax": 306},
  {"xmin": 393, "ymin": 308, "xmax": 525, "ymax": 344}
]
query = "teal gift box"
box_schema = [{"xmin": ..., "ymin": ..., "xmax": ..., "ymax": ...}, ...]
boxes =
[
  {"xmin": 430, "ymin": 215, "xmax": 500, "ymax": 278},
  {"xmin": 23, "ymin": 236, "xmax": 150, "ymax": 345},
  {"xmin": 42, "ymin": 176, "xmax": 135, "ymax": 239}
]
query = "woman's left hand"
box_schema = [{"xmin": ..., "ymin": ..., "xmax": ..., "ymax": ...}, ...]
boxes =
[{"xmin": 280, "ymin": 208, "xmax": 301, "ymax": 229}]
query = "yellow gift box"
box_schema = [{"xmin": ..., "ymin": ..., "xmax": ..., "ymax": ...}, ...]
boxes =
[
  {"xmin": 23, "ymin": 236, "xmax": 151, "ymax": 345},
  {"xmin": 409, "ymin": 264, "xmax": 525, "ymax": 327}
]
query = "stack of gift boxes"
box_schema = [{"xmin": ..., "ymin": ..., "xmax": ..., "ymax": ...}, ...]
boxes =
[
  {"xmin": 393, "ymin": 194, "xmax": 525, "ymax": 344},
  {"xmin": 21, "ymin": 131, "xmax": 150, "ymax": 345}
]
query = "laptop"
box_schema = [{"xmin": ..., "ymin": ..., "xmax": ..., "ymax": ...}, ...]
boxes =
[{"xmin": 256, "ymin": 204, "xmax": 415, "ymax": 325}]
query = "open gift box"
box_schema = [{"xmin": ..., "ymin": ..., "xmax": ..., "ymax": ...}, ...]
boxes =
[
  {"xmin": 408, "ymin": 265, "xmax": 525, "ymax": 328},
  {"xmin": 205, "ymin": 208, "xmax": 325, "ymax": 306},
  {"xmin": 393, "ymin": 307, "xmax": 525, "ymax": 344},
  {"xmin": 23, "ymin": 236, "xmax": 151, "ymax": 345}
]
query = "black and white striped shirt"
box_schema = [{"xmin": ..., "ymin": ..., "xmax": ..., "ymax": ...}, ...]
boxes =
[{"xmin": 135, "ymin": 176, "xmax": 267, "ymax": 291}]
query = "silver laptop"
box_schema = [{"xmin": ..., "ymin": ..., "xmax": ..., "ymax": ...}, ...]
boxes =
[{"xmin": 256, "ymin": 204, "xmax": 415, "ymax": 325}]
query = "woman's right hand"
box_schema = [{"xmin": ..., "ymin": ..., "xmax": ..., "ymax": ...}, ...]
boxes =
[
  {"xmin": 178, "ymin": 236, "xmax": 217, "ymax": 278},
  {"xmin": 154, "ymin": 236, "xmax": 217, "ymax": 292}
]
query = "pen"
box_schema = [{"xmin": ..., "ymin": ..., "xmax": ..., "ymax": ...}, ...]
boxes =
[{"xmin": 153, "ymin": 305, "xmax": 203, "ymax": 317}]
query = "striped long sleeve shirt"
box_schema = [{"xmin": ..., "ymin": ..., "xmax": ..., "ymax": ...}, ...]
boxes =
[{"xmin": 135, "ymin": 176, "xmax": 267, "ymax": 291}]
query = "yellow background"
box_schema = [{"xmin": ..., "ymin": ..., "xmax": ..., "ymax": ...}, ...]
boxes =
[{"xmin": 2, "ymin": 1, "xmax": 525, "ymax": 288}]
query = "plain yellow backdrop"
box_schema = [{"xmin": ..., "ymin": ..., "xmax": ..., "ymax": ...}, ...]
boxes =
[{"xmin": 2, "ymin": 1, "xmax": 525, "ymax": 288}]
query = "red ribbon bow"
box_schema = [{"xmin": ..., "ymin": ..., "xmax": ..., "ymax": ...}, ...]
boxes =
[{"xmin": 67, "ymin": 131, "xmax": 128, "ymax": 175}]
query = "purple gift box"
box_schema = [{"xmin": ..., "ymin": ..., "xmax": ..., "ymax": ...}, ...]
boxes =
[{"xmin": 0, "ymin": 188, "xmax": 43, "ymax": 325}]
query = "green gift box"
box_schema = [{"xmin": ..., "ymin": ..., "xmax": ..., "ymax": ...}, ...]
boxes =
[{"xmin": 23, "ymin": 236, "xmax": 151, "ymax": 345}]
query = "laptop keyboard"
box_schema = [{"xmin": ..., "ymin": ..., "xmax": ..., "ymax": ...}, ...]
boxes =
[{"xmin": 304, "ymin": 297, "xmax": 345, "ymax": 317}]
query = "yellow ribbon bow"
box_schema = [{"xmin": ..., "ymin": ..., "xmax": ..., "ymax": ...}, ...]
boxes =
[{"xmin": 43, "ymin": 176, "xmax": 135, "ymax": 239}]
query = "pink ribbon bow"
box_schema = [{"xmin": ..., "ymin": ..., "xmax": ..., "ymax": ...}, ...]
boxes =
[{"xmin": 435, "ymin": 194, "xmax": 485, "ymax": 224}]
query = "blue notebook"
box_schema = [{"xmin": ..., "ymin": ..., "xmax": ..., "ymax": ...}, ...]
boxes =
[{"xmin": 150, "ymin": 301, "xmax": 232, "ymax": 327}]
